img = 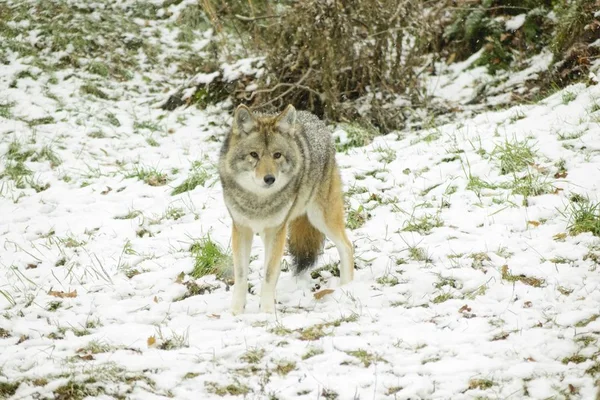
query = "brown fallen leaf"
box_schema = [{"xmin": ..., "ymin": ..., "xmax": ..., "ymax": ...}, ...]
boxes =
[
  {"xmin": 48, "ymin": 289, "xmax": 77, "ymax": 298},
  {"xmin": 527, "ymin": 220, "xmax": 541, "ymax": 227},
  {"xmin": 101, "ymin": 186, "xmax": 112, "ymax": 195},
  {"xmin": 458, "ymin": 304, "xmax": 471, "ymax": 313},
  {"xmin": 26, "ymin": 263, "xmax": 38, "ymax": 269},
  {"xmin": 147, "ymin": 335, "xmax": 156, "ymax": 347},
  {"xmin": 554, "ymin": 171, "xmax": 568, "ymax": 179},
  {"xmin": 523, "ymin": 301, "xmax": 533, "ymax": 308},
  {"xmin": 207, "ymin": 314, "xmax": 221, "ymax": 319},
  {"xmin": 17, "ymin": 335, "xmax": 28, "ymax": 344},
  {"xmin": 553, "ymin": 233, "xmax": 567, "ymax": 241},
  {"xmin": 79, "ymin": 354, "xmax": 94, "ymax": 361},
  {"xmin": 313, "ymin": 289, "xmax": 335, "ymax": 300},
  {"xmin": 153, "ymin": 296, "xmax": 159, "ymax": 303}
]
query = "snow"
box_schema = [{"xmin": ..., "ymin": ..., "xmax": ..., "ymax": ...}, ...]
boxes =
[
  {"xmin": 1, "ymin": 3, "xmax": 600, "ymax": 400},
  {"xmin": 506, "ymin": 14, "xmax": 526, "ymax": 31}
]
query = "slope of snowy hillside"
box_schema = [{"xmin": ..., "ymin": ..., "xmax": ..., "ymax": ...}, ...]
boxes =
[{"xmin": 1, "ymin": 1, "xmax": 600, "ymax": 399}]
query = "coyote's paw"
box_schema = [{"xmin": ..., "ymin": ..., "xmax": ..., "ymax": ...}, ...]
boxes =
[{"xmin": 259, "ymin": 299, "xmax": 276, "ymax": 314}]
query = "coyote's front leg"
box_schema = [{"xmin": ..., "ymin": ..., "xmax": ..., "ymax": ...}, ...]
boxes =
[
  {"xmin": 259, "ymin": 225, "xmax": 287, "ymax": 313},
  {"xmin": 231, "ymin": 223, "xmax": 253, "ymax": 315}
]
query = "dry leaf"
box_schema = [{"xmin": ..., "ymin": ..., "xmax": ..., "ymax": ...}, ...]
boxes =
[
  {"xmin": 458, "ymin": 304, "xmax": 471, "ymax": 313},
  {"xmin": 17, "ymin": 335, "xmax": 28, "ymax": 344},
  {"xmin": 79, "ymin": 354, "xmax": 94, "ymax": 361},
  {"xmin": 207, "ymin": 314, "xmax": 221, "ymax": 319},
  {"xmin": 313, "ymin": 289, "xmax": 335, "ymax": 300},
  {"xmin": 147, "ymin": 335, "xmax": 156, "ymax": 347},
  {"xmin": 48, "ymin": 289, "xmax": 77, "ymax": 298},
  {"xmin": 523, "ymin": 301, "xmax": 533, "ymax": 308},
  {"xmin": 527, "ymin": 220, "xmax": 541, "ymax": 227},
  {"xmin": 153, "ymin": 296, "xmax": 159, "ymax": 303},
  {"xmin": 101, "ymin": 186, "xmax": 112, "ymax": 195},
  {"xmin": 175, "ymin": 272, "xmax": 185, "ymax": 284},
  {"xmin": 26, "ymin": 263, "xmax": 38, "ymax": 269},
  {"xmin": 554, "ymin": 171, "xmax": 568, "ymax": 179},
  {"xmin": 553, "ymin": 233, "xmax": 567, "ymax": 241}
]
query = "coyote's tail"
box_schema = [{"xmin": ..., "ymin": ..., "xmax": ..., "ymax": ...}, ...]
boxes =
[{"xmin": 288, "ymin": 214, "xmax": 324, "ymax": 274}]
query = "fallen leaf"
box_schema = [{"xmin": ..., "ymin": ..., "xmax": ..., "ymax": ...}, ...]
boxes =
[
  {"xmin": 48, "ymin": 289, "xmax": 77, "ymax": 298},
  {"xmin": 313, "ymin": 289, "xmax": 335, "ymax": 300},
  {"xmin": 79, "ymin": 354, "xmax": 94, "ymax": 360},
  {"xmin": 458, "ymin": 304, "xmax": 471, "ymax": 313},
  {"xmin": 17, "ymin": 335, "xmax": 28, "ymax": 344},
  {"xmin": 553, "ymin": 233, "xmax": 567, "ymax": 241},
  {"xmin": 523, "ymin": 301, "xmax": 533, "ymax": 308},
  {"xmin": 525, "ymin": 357, "xmax": 536, "ymax": 362},
  {"xmin": 101, "ymin": 186, "xmax": 112, "ymax": 195},
  {"xmin": 175, "ymin": 272, "xmax": 185, "ymax": 284},
  {"xmin": 207, "ymin": 314, "xmax": 221, "ymax": 319},
  {"xmin": 554, "ymin": 171, "xmax": 568, "ymax": 179},
  {"xmin": 492, "ymin": 331, "xmax": 510, "ymax": 341},
  {"xmin": 26, "ymin": 263, "xmax": 38, "ymax": 269},
  {"xmin": 553, "ymin": 187, "xmax": 564, "ymax": 194},
  {"xmin": 147, "ymin": 335, "xmax": 156, "ymax": 347},
  {"xmin": 153, "ymin": 296, "xmax": 159, "ymax": 303},
  {"xmin": 568, "ymin": 384, "xmax": 578, "ymax": 394},
  {"xmin": 527, "ymin": 220, "xmax": 541, "ymax": 227}
]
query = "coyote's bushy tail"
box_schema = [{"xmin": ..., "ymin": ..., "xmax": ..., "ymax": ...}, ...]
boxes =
[{"xmin": 288, "ymin": 214, "xmax": 324, "ymax": 274}]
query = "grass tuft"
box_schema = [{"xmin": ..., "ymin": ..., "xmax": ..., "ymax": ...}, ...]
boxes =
[
  {"xmin": 189, "ymin": 235, "xmax": 230, "ymax": 279},
  {"xmin": 171, "ymin": 164, "xmax": 210, "ymax": 195},
  {"xmin": 564, "ymin": 198, "xmax": 600, "ymax": 237}
]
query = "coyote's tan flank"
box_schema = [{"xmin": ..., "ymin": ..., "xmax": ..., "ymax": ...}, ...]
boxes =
[{"xmin": 218, "ymin": 104, "xmax": 354, "ymax": 314}]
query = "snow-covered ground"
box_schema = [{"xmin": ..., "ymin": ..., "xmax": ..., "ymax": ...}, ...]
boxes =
[{"xmin": 1, "ymin": 2, "xmax": 600, "ymax": 399}]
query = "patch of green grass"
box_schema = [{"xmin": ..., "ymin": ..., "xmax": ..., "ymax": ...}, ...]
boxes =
[
  {"xmin": 346, "ymin": 205, "xmax": 369, "ymax": 229},
  {"xmin": 146, "ymin": 137, "xmax": 159, "ymax": 147},
  {"xmin": 344, "ymin": 349, "xmax": 387, "ymax": 367},
  {"xmin": 335, "ymin": 122, "xmax": 378, "ymax": 151},
  {"xmin": 575, "ymin": 314, "xmax": 599, "ymax": 328},
  {"xmin": 468, "ymin": 378, "xmax": 494, "ymax": 390},
  {"xmin": 164, "ymin": 206, "xmax": 185, "ymax": 220},
  {"xmin": 574, "ymin": 335, "xmax": 596, "ymax": 347},
  {"xmin": 402, "ymin": 213, "xmax": 443, "ymax": 235},
  {"xmin": 205, "ymin": 380, "xmax": 250, "ymax": 397},
  {"xmin": 80, "ymin": 83, "xmax": 108, "ymax": 99},
  {"xmin": 275, "ymin": 360, "xmax": 296, "ymax": 376},
  {"xmin": 302, "ymin": 347, "xmax": 324, "ymax": 360},
  {"xmin": 114, "ymin": 209, "xmax": 142, "ymax": 220},
  {"xmin": 564, "ymin": 198, "xmax": 600, "ymax": 237},
  {"xmin": 562, "ymin": 354, "xmax": 588, "ymax": 364},
  {"xmin": 408, "ymin": 247, "xmax": 432, "ymax": 263},
  {"xmin": 558, "ymin": 130, "xmax": 585, "ymax": 141},
  {"xmin": 87, "ymin": 61, "xmax": 110, "ymax": 77},
  {"xmin": 189, "ymin": 235, "xmax": 230, "ymax": 279},
  {"xmin": 432, "ymin": 292, "xmax": 453, "ymax": 304},
  {"xmin": 88, "ymin": 131, "xmax": 106, "ymax": 139},
  {"xmin": 500, "ymin": 265, "xmax": 544, "ymax": 287},
  {"xmin": 134, "ymin": 120, "xmax": 161, "ymax": 132},
  {"xmin": 493, "ymin": 138, "xmax": 536, "ymax": 175},
  {"xmin": 53, "ymin": 380, "xmax": 100, "ymax": 400},
  {"xmin": 376, "ymin": 274, "xmax": 400, "ymax": 286},
  {"xmin": 171, "ymin": 165, "xmax": 210, "ymax": 195},
  {"xmin": 126, "ymin": 166, "xmax": 168, "ymax": 186},
  {"xmin": 31, "ymin": 145, "xmax": 61, "ymax": 167},
  {"xmin": 0, "ymin": 102, "xmax": 15, "ymax": 119},
  {"xmin": 0, "ymin": 381, "xmax": 20, "ymax": 398},
  {"xmin": 240, "ymin": 348, "xmax": 265, "ymax": 364},
  {"xmin": 506, "ymin": 170, "xmax": 554, "ymax": 198}
]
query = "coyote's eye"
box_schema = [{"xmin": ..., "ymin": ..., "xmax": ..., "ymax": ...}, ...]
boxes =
[
  {"xmin": 250, "ymin": 152, "xmax": 259, "ymax": 159},
  {"xmin": 273, "ymin": 152, "xmax": 282, "ymax": 159}
]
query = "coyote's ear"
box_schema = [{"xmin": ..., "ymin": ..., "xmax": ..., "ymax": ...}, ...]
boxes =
[
  {"xmin": 275, "ymin": 104, "xmax": 297, "ymax": 134},
  {"xmin": 233, "ymin": 104, "xmax": 255, "ymax": 135}
]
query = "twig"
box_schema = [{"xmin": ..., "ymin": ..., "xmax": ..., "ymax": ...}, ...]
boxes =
[{"xmin": 234, "ymin": 14, "xmax": 282, "ymax": 22}]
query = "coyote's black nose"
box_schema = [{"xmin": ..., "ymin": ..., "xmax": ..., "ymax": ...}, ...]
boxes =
[{"xmin": 264, "ymin": 175, "xmax": 275, "ymax": 185}]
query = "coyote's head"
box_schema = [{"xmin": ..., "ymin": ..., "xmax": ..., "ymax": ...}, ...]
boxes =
[{"xmin": 223, "ymin": 104, "xmax": 300, "ymax": 193}]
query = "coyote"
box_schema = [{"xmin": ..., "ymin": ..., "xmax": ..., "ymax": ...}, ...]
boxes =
[{"xmin": 218, "ymin": 104, "xmax": 354, "ymax": 314}]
